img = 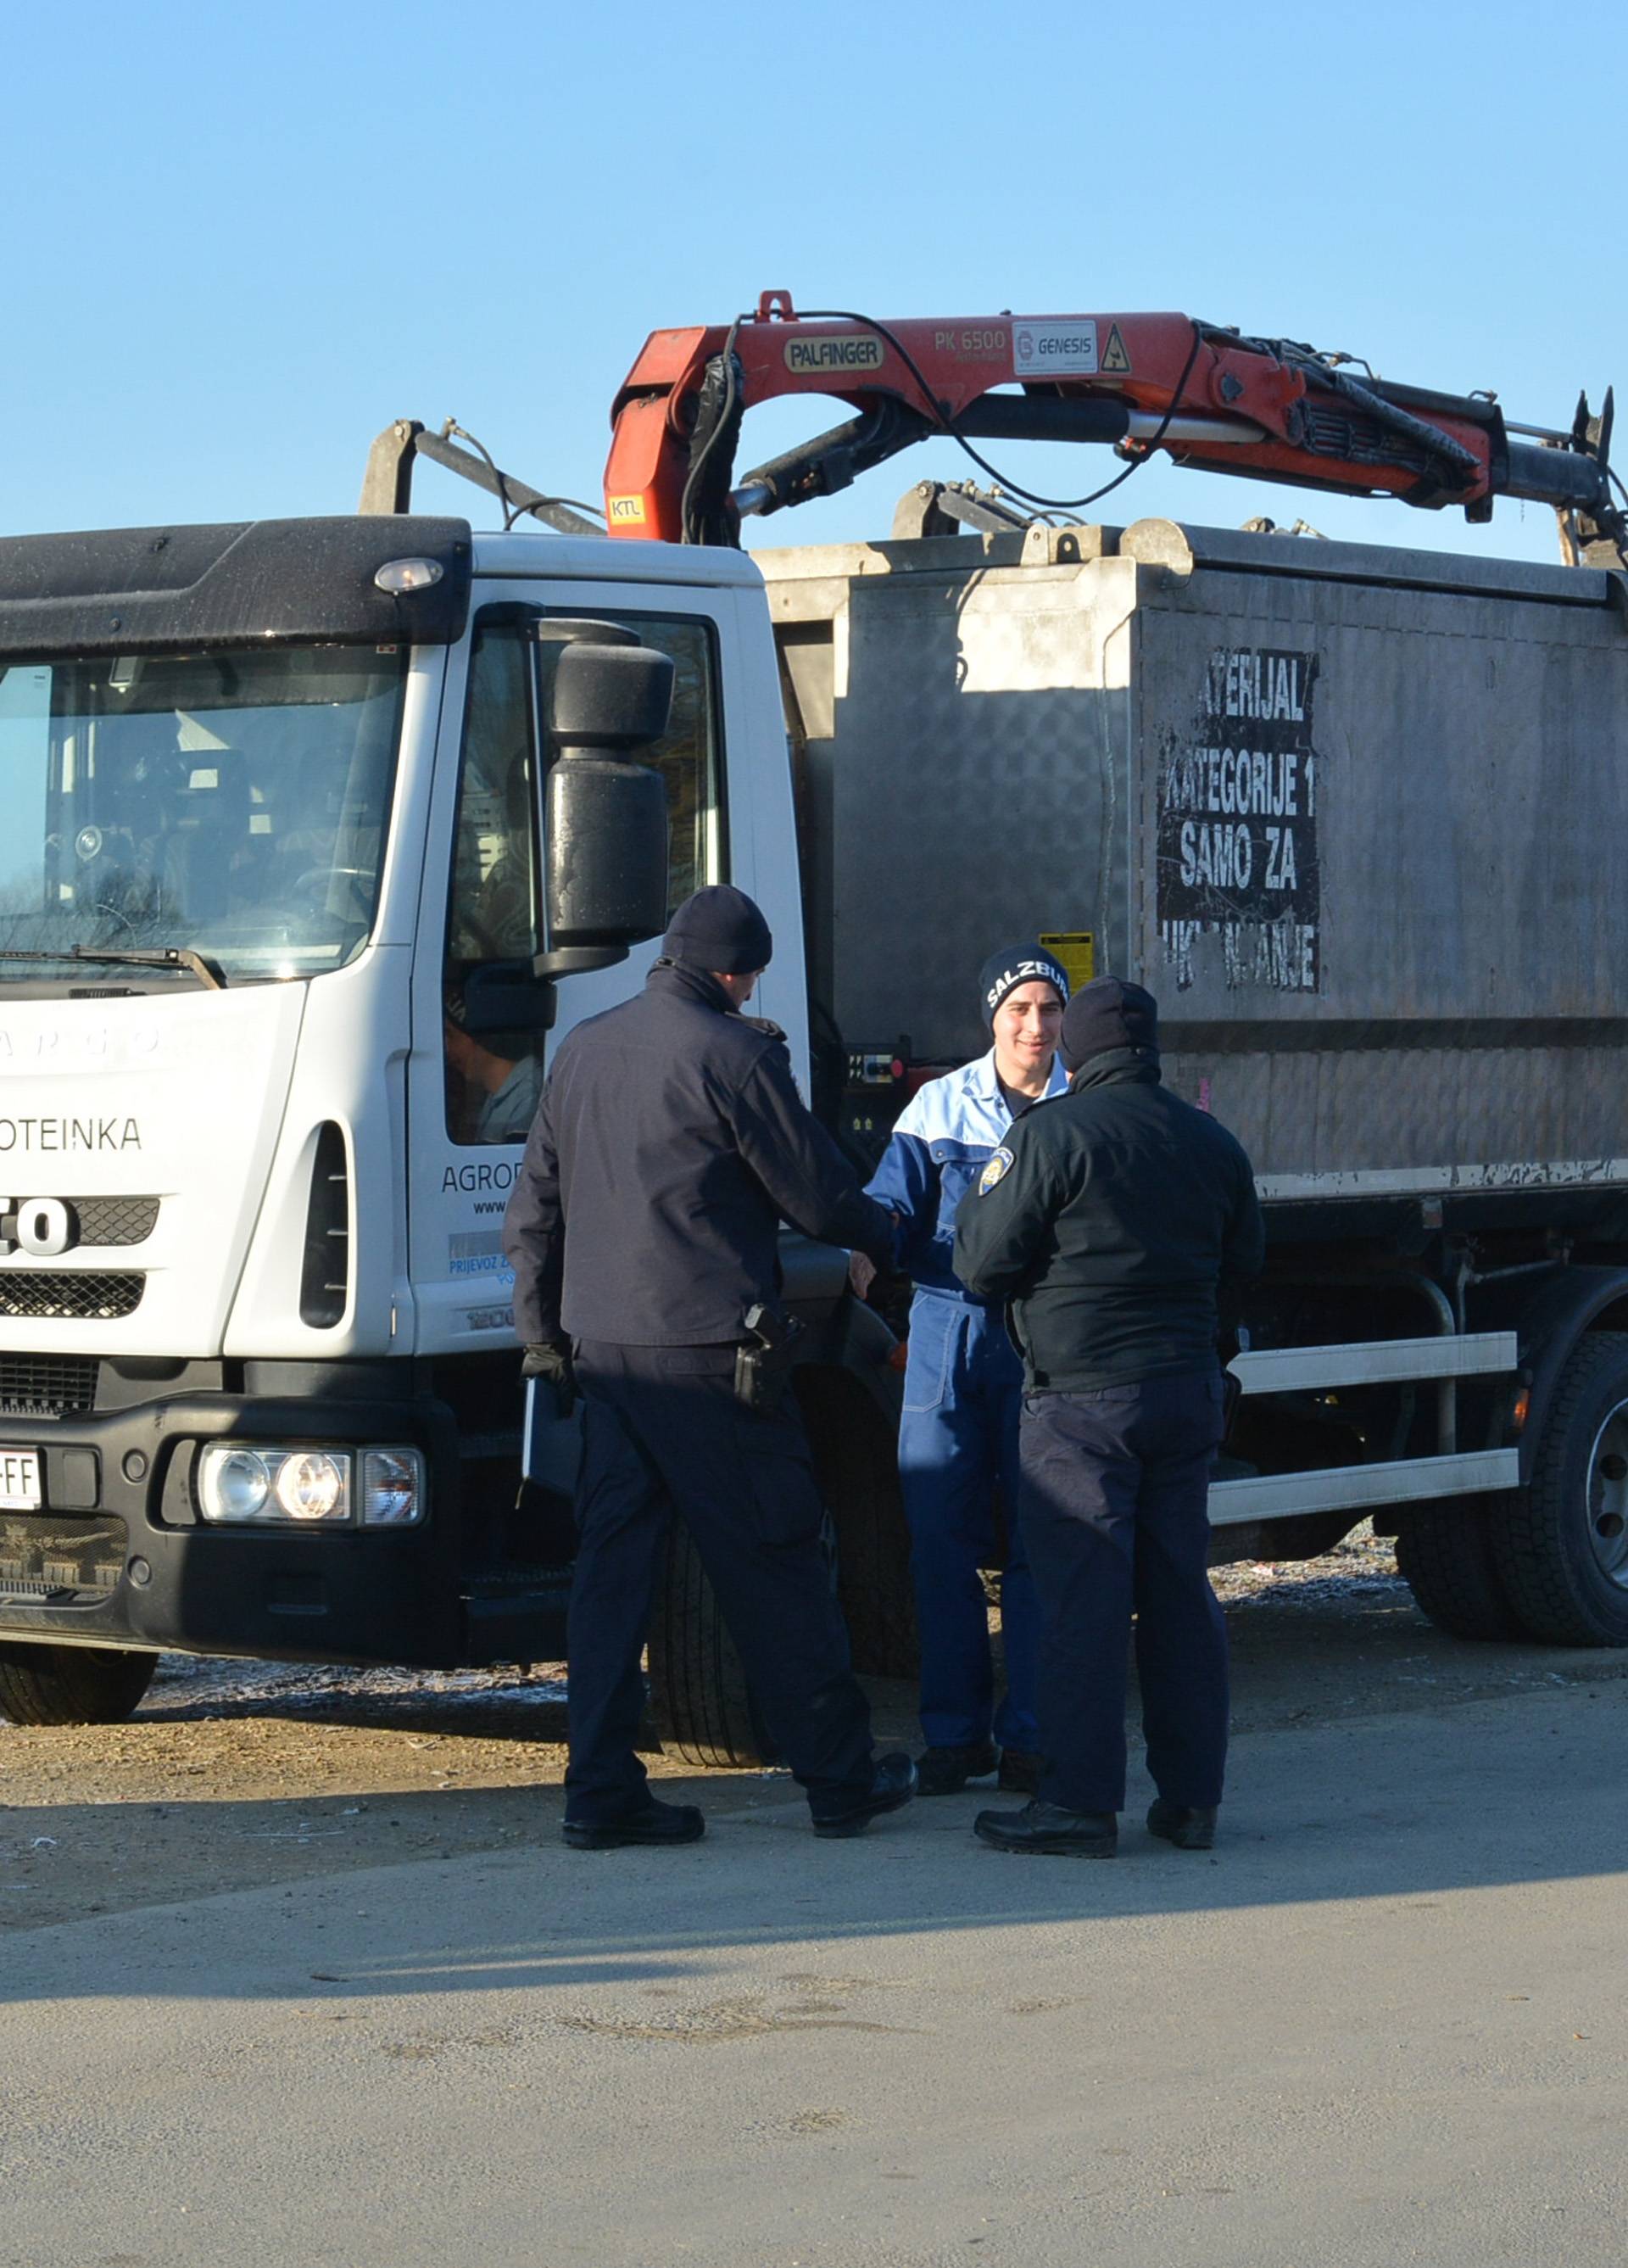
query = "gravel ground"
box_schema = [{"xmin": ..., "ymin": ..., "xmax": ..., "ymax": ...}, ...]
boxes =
[{"xmin": 3, "ymin": 1525, "xmax": 1625, "ymax": 1934}]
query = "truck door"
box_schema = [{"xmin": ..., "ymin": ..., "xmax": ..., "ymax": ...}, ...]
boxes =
[{"xmin": 405, "ymin": 584, "xmax": 732, "ymax": 1355}]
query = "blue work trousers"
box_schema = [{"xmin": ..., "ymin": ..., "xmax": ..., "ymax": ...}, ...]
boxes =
[
  {"xmin": 565, "ymin": 1341, "xmax": 876, "ymax": 1825},
  {"xmin": 899, "ymin": 1293, "xmax": 1040, "ymax": 1752},
  {"xmin": 1018, "ymin": 1369, "xmax": 1229, "ymax": 1815}
]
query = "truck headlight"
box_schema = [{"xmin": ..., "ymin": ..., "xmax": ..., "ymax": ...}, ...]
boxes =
[
  {"xmin": 204, "ymin": 1448, "xmax": 275, "ymax": 1522},
  {"xmin": 198, "ymin": 1444, "xmax": 352, "ymax": 1525},
  {"xmin": 360, "ymin": 1448, "xmax": 425, "ymax": 1527},
  {"xmin": 275, "ymin": 1451, "xmax": 348, "ymax": 1521}
]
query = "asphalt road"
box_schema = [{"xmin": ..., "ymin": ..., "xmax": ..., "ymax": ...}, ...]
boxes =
[{"xmin": 3, "ymin": 1626, "xmax": 1626, "ymax": 2266}]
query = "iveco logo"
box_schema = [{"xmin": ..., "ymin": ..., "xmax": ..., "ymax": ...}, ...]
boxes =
[{"xmin": 0, "ymin": 1198, "xmax": 77, "ymax": 1257}]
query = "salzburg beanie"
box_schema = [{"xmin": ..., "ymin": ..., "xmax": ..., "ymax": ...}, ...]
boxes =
[
  {"xmin": 1060, "ymin": 976, "xmax": 1159, "ymax": 1071},
  {"xmin": 978, "ymin": 942, "xmax": 1070, "ymax": 1030},
  {"xmin": 661, "ymin": 885, "xmax": 773, "ymax": 975}
]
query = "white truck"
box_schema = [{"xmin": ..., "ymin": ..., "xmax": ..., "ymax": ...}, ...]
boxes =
[{"xmin": 3, "ymin": 327, "xmax": 1628, "ymax": 1760}]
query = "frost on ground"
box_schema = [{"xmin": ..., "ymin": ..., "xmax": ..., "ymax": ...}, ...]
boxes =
[
  {"xmin": 139, "ymin": 1528, "xmax": 1407, "ymax": 1719},
  {"xmin": 145, "ymin": 1653, "xmax": 570, "ymax": 1718},
  {"xmin": 1211, "ymin": 1520, "xmax": 1405, "ymax": 1612}
]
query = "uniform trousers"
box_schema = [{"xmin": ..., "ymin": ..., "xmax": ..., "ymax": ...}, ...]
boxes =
[
  {"xmin": 1018, "ymin": 1368, "xmax": 1228, "ymax": 1815},
  {"xmin": 565, "ymin": 1341, "xmax": 876, "ymax": 1824},
  {"xmin": 900, "ymin": 1294, "xmax": 1040, "ymax": 1752}
]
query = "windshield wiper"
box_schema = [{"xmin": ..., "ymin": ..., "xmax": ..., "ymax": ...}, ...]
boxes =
[{"xmin": 0, "ymin": 945, "xmax": 226, "ymax": 991}]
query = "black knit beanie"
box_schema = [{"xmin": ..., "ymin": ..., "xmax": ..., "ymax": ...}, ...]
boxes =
[
  {"xmin": 661, "ymin": 885, "xmax": 773, "ymax": 975},
  {"xmin": 977, "ymin": 942, "xmax": 1070, "ymax": 1030},
  {"xmin": 1060, "ymin": 977, "xmax": 1159, "ymax": 1071}
]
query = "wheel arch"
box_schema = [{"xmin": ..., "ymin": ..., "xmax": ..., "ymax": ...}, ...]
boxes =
[{"xmin": 1510, "ymin": 1265, "xmax": 1628, "ymax": 1484}]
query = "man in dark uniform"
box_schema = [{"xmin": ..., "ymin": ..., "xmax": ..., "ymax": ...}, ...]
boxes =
[
  {"xmin": 951, "ymin": 977, "xmax": 1263, "ymax": 1857},
  {"xmin": 503, "ymin": 884, "xmax": 916, "ymax": 1850}
]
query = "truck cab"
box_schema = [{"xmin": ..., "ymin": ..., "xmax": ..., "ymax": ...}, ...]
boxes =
[{"xmin": 0, "ymin": 514, "xmax": 846, "ymax": 1729}]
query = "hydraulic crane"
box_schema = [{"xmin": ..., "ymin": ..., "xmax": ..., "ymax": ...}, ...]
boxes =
[{"xmin": 603, "ymin": 292, "xmax": 1625, "ymax": 567}]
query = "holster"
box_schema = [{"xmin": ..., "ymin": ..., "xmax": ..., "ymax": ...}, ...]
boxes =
[{"xmin": 734, "ymin": 1301, "xmax": 806, "ymax": 1414}]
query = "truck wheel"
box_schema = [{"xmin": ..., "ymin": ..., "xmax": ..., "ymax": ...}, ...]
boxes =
[
  {"xmin": 649, "ymin": 1522, "xmax": 776, "ymax": 1769},
  {"xmin": 794, "ymin": 1366, "xmax": 918, "ymax": 1680},
  {"xmin": 1490, "ymin": 1331, "xmax": 1628, "ymax": 1646},
  {"xmin": 0, "ymin": 1643, "xmax": 158, "ymax": 1726},
  {"xmin": 1395, "ymin": 1501, "xmax": 1522, "ymax": 1640}
]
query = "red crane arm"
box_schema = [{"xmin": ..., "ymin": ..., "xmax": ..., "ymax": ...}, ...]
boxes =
[{"xmin": 603, "ymin": 291, "xmax": 1618, "ymax": 555}]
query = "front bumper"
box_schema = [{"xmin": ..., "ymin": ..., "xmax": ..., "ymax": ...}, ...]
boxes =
[{"xmin": 0, "ymin": 1372, "xmax": 512, "ymax": 1668}]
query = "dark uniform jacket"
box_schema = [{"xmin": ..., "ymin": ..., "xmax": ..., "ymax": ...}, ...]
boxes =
[
  {"xmin": 503, "ymin": 959, "xmax": 895, "ymax": 1348},
  {"xmin": 951, "ymin": 1049, "xmax": 1264, "ymax": 1393}
]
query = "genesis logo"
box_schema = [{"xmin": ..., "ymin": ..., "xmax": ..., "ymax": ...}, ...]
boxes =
[{"xmin": 0, "ymin": 1198, "xmax": 78, "ymax": 1257}]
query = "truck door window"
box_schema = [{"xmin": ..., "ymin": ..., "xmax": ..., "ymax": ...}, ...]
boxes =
[
  {"xmin": 540, "ymin": 610, "xmax": 724, "ymax": 911},
  {"xmin": 443, "ymin": 612, "xmax": 723, "ymax": 1146},
  {"xmin": 443, "ymin": 618, "xmax": 544, "ymax": 1146},
  {"xmin": 622, "ymin": 615, "xmax": 723, "ymax": 910}
]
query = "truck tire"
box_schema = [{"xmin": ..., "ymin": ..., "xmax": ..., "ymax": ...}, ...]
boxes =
[
  {"xmin": 649, "ymin": 1521, "xmax": 775, "ymax": 1769},
  {"xmin": 649, "ymin": 1365, "xmax": 915, "ymax": 1768},
  {"xmin": 1489, "ymin": 1331, "xmax": 1628, "ymax": 1646},
  {"xmin": 0, "ymin": 1643, "xmax": 158, "ymax": 1726},
  {"xmin": 1395, "ymin": 1501, "xmax": 1523, "ymax": 1641},
  {"xmin": 794, "ymin": 1366, "xmax": 918, "ymax": 1679}
]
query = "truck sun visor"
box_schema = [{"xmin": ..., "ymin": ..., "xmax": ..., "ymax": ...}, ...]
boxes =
[{"xmin": 0, "ymin": 517, "xmax": 473, "ymax": 657}]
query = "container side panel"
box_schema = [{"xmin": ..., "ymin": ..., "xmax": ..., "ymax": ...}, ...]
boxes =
[
  {"xmin": 790, "ymin": 562, "xmax": 1136, "ymax": 1064},
  {"xmin": 1133, "ymin": 571, "xmax": 1628, "ymax": 1187}
]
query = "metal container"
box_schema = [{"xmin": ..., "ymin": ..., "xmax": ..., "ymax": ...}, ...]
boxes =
[{"xmin": 761, "ymin": 517, "xmax": 1628, "ymax": 1208}]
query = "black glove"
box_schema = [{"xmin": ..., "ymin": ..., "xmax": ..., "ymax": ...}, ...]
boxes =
[{"xmin": 523, "ymin": 1340, "xmax": 577, "ymax": 1419}]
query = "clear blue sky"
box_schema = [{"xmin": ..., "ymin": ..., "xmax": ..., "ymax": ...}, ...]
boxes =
[{"xmin": 8, "ymin": 0, "xmax": 1624, "ymax": 567}]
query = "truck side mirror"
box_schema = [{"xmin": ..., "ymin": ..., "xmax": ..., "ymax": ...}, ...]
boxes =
[{"xmin": 527, "ymin": 622, "xmax": 674, "ymax": 981}]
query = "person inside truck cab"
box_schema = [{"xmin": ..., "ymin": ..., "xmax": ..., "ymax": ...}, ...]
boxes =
[
  {"xmin": 443, "ymin": 1004, "xmax": 542, "ymax": 1145},
  {"xmin": 857, "ymin": 943, "xmax": 1070, "ymax": 1797}
]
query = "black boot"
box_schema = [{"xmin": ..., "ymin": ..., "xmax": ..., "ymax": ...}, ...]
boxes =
[
  {"xmin": 996, "ymin": 1747, "xmax": 1043, "ymax": 1796},
  {"xmin": 916, "ymin": 1740, "xmax": 1000, "ymax": 1796},
  {"xmin": 973, "ymin": 1800, "xmax": 1117, "ymax": 1857},
  {"xmin": 562, "ymin": 1796, "xmax": 705, "ymax": 1850},
  {"xmin": 811, "ymin": 1752, "xmax": 918, "ymax": 1838},
  {"xmin": 1146, "ymin": 1799, "xmax": 1218, "ymax": 1851}
]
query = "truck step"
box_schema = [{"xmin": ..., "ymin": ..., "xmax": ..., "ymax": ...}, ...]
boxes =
[
  {"xmin": 1231, "ymin": 1332, "xmax": 1516, "ymax": 1394},
  {"xmin": 1209, "ymin": 1447, "xmax": 1519, "ymax": 1527}
]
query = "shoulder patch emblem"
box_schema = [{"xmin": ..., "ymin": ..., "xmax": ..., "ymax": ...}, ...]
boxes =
[{"xmin": 978, "ymin": 1145, "xmax": 1015, "ymax": 1195}]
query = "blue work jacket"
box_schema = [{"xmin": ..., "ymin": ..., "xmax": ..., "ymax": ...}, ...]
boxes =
[{"xmin": 866, "ymin": 1047, "xmax": 1068, "ymax": 1305}]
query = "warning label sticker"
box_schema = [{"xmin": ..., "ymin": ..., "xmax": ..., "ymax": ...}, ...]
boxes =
[
  {"xmin": 1101, "ymin": 323, "xmax": 1132, "ymax": 375},
  {"xmin": 1038, "ymin": 931, "xmax": 1096, "ymax": 993},
  {"xmin": 1012, "ymin": 319, "xmax": 1099, "ymax": 377}
]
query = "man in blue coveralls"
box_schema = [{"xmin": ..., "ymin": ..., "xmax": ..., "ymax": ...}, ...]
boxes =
[{"xmin": 859, "ymin": 943, "xmax": 1071, "ymax": 1796}]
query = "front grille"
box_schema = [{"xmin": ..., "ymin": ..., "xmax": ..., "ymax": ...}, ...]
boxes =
[
  {"xmin": 0, "ymin": 1272, "xmax": 143, "ymax": 1321},
  {"xmin": 0, "ymin": 1355, "xmax": 98, "ymax": 1418},
  {"xmin": 0, "ymin": 1514, "xmax": 125, "ymax": 1599},
  {"xmin": 71, "ymin": 1197, "xmax": 159, "ymax": 1248}
]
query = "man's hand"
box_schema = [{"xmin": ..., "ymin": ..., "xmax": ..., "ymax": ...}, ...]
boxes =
[
  {"xmin": 523, "ymin": 1340, "xmax": 577, "ymax": 1419},
  {"xmin": 849, "ymin": 1250, "xmax": 878, "ymax": 1299}
]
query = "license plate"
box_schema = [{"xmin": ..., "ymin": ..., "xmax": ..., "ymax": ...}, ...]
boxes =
[{"xmin": 0, "ymin": 1450, "xmax": 42, "ymax": 1511}]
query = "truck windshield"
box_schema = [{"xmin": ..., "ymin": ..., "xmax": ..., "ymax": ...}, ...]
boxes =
[{"xmin": 0, "ymin": 645, "xmax": 407, "ymax": 985}]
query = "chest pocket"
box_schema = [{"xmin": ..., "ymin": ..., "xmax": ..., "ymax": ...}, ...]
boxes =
[{"xmin": 930, "ymin": 1138, "xmax": 995, "ymax": 1221}]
